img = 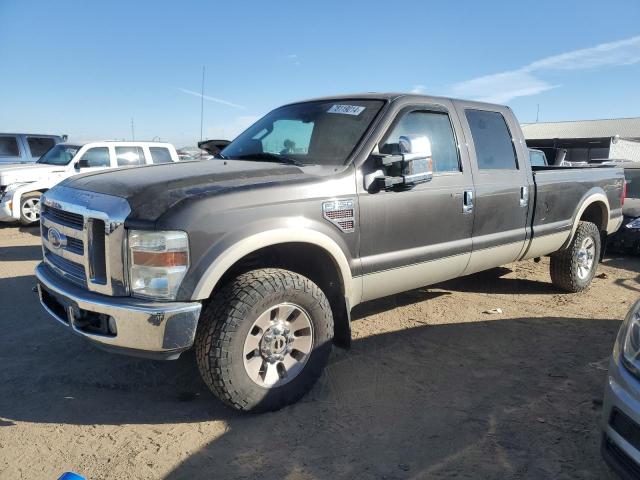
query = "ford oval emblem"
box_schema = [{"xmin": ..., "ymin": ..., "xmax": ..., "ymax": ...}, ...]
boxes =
[{"xmin": 48, "ymin": 227, "xmax": 67, "ymax": 250}]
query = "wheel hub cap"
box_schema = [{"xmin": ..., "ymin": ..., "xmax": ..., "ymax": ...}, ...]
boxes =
[
  {"xmin": 260, "ymin": 323, "xmax": 293, "ymax": 361},
  {"xmin": 243, "ymin": 303, "xmax": 314, "ymax": 388},
  {"xmin": 576, "ymin": 237, "xmax": 595, "ymax": 280}
]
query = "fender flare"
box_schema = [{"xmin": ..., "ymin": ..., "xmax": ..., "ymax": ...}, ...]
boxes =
[
  {"xmin": 8, "ymin": 182, "xmax": 50, "ymax": 219},
  {"xmin": 563, "ymin": 191, "xmax": 610, "ymax": 249},
  {"xmin": 191, "ymin": 227, "xmax": 357, "ymax": 305}
]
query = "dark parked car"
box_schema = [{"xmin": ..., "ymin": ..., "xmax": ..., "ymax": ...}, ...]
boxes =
[{"xmin": 609, "ymin": 163, "xmax": 640, "ymax": 253}]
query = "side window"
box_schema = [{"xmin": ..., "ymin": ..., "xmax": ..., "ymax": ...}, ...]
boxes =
[
  {"xmin": 465, "ymin": 110, "xmax": 518, "ymax": 170},
  {"xmin": 529, "ymin": 150, "xmax": 546, "ymax": 167},
  {"xmin": 79, "ymin": 147, "xmax": 110, "ymax": 167},
  {"xmin": 149, "ymin": 147, "xmax": 173, "ymax": 164},
  {"xmin": 115, "ymin": 146, "xmax": 145, "ymax": 166},
  {"xmin": 0, "ymin": 136, "xmax": 20, "ymax": 157},
  {"xmin": 380, "ymin": 110, "xmax": 460, "ymax": 173},
  {"xmin": 258, "ymin": 119, "xmax": 314, "ymax": 155},
  {"xmin": 27, "ymin": 137, "xmax": 56, "ymax": 157}
]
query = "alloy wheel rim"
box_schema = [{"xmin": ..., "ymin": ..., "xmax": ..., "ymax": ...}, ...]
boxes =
[
  {"xmin": 576, "ymin": 236, "xmax": 595, "ymax": 280},
  {"xmin": 21, "ymin": 198, "xmax": 40, "ymax": 222},
  {"xmin": 242, "ymin": 302, "xmax": 314, "ymax": 388}
]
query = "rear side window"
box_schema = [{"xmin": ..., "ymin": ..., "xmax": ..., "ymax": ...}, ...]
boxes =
[
  {"xmin": 27, "ymin": 137, "xmax": 56, "ymax": 157},
  {"xmin": 529, "ymin": 150, "xmax": 547, "ymax": 167},
  {"xmin": 115, "ymin": 146, "xmax": 145, "ymax": 166},
  {"xmin": 149, "ymin": 147, "xmax": 173, "ymax": 164},
  {"xmin": 79, "ymin": 147, "xmax": 110, "ymax": 167},
  {"xmin": 0, "ymin": 136, "xmax": 20, "ymax": 157},
  {"xmin": 381, "ymin": 110, "xmax": 460, "ymax": 173},
  {"xmin": 465, "ymin": 110, "xmax": 518, "ymax": 170}
]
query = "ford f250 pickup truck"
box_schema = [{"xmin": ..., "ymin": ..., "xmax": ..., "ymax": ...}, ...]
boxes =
[{"xmin": 35, "ymin": 93, "xmax": 626, "ymax": 412}]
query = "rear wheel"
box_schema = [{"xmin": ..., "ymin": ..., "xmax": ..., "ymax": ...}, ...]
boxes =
[
  {"xmin": 550, "ymin": 221, "xmax": 601, "ymax": 292},
  {"xmin": 195, "ymin": 268, "xmax": 334, "ymax": 412},
  {"xmin": 19, "ymin": 192, "xmax": 42, "ymax": 225}
]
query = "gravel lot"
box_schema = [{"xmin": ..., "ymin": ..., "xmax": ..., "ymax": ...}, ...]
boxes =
[{"xmin": 1, "ymin": 224, "xmax": 638, "ymax": 479}]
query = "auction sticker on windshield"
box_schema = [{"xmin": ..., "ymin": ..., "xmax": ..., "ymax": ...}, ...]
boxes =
[{"xmin": 327, "ymin": 104, "xmax": 366, "ymax": 115}]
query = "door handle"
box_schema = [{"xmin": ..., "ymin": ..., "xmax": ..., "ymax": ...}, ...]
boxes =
[
  {"xmin": 462, "ymin": 190, "xmax": 474, "ymax": 214},
  {"xmin": 520, "ymin": 186, "xmax": 529, "ymax": 207}
]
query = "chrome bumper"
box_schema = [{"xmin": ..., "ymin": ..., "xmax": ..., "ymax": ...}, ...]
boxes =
[{"xmin": 36, "ymin": 262, "xmax": 202, "ymax": 360}]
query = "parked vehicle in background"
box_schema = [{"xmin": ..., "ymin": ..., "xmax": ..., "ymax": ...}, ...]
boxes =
[
  {"xmin": 198, "ymin": 139, "xmax": 231, "ymax": 157},
  {"xmin": 0, "ymin": 133, "xmax": 65, "ymax": 165},
  {"xmin": 0, "ymin": 141, "xmax": 179, "ymax": 225},
  {"xmin": 529, "ymin": 148, "xmax": 548, "ymax": 166},
  {"xmin": 602, "ymin": 298, "xmax": 640, "ymax": 479},
  {"xmin": 35, "ymin": 93, "xmax": 625, "ymax": 412},
  {"xmin": 176, "ymin": 146, "xmax": 213, "ymax": 161},
  {"xmin": 609, "ymin": 162, "xmax": 640, "ymax": 254}
]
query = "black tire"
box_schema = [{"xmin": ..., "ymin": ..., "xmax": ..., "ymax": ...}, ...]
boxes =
[
  {"xmin": 550, "ymin": 221, "xmax": 601, "ymax": 292},
  {"xmin": 19, "ymin": 192, "xmax": 42, "ymax": 226},
  {"xmin": 195, "ymin": 268, "xmax": 334, "ymax": 412}
]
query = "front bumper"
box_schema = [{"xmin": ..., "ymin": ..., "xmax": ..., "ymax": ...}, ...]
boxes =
[
  {"xmin": 602, "ymin": 355, "xmax": 640, "ymax": 478},
  {"xmin": 35, "ymin": 262, "xmax": 202, "ymax": 360}
]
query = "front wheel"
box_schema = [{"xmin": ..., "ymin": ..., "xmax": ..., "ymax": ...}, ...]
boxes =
[
  {"xmin": 19, "ymin": 192, "xmax": 42, "ymax": 225},
  {"xmin": 550, "ymin": 221, "xmax": 601, "ymax": 292},
  {"xmin": 195, "ymin": 268, "xmax": 334, "ymax": 412}
]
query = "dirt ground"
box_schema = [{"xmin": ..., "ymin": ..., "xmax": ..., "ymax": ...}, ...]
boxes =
[{"xmin": 1, "ymin": 224, "xmax": 639, "ymax": 480}]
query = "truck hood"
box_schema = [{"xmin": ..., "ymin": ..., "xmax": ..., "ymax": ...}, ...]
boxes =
[
  {"xmin": 0, "ymin": 163, "xmax": 64, "ymax": 186},
  {"xmin": 61, "ymin": 160, "xmax": 323, "ymax": 222}
]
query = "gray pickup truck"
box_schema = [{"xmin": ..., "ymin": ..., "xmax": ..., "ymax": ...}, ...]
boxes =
[{"xmin": 35, "ymin": 93, "xmax": 625, "ymax": 412}]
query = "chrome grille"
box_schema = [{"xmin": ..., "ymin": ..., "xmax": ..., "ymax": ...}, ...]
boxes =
[
  {"xmin": 44, "ymin": 250, "xmax": 86, "ymax": 284},
  {"xmin": 41, "ymin": 204, "xmax": 84, "ymax": 229},
  {"xmin": 40, "ymin": 186, "xmax": 131, "ymax": 296}
]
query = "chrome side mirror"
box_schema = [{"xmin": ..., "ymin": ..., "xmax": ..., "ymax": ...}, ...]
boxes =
[
  {"xmin": 398, "ymin": 135, "xmax": 433, "ymax": 185},
  {"xmin": 370, "ymin": 134, "xmax": 433, "ymax": 190}
]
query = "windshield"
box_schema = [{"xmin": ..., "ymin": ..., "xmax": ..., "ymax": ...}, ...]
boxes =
[
  {"xmin": 222, "ymin": 100, "xmax": 385, "ymax": 166},
  {"xmin": 37, "ymin": 144, "xmax": 80, "ymax": 165},
  {"xmin": 626, "ymin": 168, "xmax": 640, "ymax": 199}
]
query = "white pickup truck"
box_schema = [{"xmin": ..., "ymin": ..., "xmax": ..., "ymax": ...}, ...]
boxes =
[{"xmin": 0, "ymin": 141, "xmax": 179, "ymax": 225}]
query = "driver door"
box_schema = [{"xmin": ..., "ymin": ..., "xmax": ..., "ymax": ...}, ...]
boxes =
[{"xmin": 357, "ymin": 101, "xmax": 475, "ymax": 302}]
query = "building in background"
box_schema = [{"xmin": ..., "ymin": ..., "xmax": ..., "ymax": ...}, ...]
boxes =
[{"xmin": 522, "ymin": 117, "xmax": 640, "ymax": 165}]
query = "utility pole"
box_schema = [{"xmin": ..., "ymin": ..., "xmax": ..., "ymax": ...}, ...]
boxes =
[
  {"xmin": 131, "ymin": 117, "xmax": 135, "ymax": 141},
  {"xmin": 536, "ymin": 104, "xmax": 540, "ymax": 123},
  {"xmin": 200, "ymin": 66, "xmax": 205, "ymax": 143}
]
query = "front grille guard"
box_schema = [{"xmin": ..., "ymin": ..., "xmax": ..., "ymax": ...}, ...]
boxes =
[{"xmin": 40, "ymin": 186, "xmax": 131, "ymax": 296}]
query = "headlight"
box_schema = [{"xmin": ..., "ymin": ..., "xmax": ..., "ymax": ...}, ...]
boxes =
[
  {"xmin": 1, "ymin": 182, "xmax": 28, "ymax": 201},
  {"xmin": 128, "ymin": 230, "xmax": 189, "ymax": 300},
  {"xmin": 626, "ymin": 218, "xmax": 640, "ymax": 230},
  {"xmin": 620, "ymin": 300, "xmax": 640, "ymax": 377}
]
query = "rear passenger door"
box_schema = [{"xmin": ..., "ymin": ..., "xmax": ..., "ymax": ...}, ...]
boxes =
[
  {"xmin": 115, "ymin": 146, "xmax": 146, "ymax": 167},
  {"xmin": 454, "ymin": 104, "xmax": 531, "ymax": 274}
]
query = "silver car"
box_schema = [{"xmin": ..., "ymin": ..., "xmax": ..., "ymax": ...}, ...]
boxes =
[{"xmin": 602, "ymin": 299, "xmax": 640, "ymax": 478}]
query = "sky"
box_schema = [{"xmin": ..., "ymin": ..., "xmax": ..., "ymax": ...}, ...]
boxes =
[{"xmin": 1, "ymin": 0, "xmax": 640, "ymax": 147}]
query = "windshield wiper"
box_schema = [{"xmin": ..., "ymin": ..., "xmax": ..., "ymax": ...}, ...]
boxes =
[{"xmin": 233, "ymin": 152, "xmax": 305, "ymax": 167}]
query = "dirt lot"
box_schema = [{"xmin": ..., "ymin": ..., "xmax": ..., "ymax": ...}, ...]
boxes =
[{"xmin": 1, "ymin": 224, "xmax": 639, "ymax": 480}]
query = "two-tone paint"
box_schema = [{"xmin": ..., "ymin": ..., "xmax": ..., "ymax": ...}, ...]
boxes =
[{"xmin": 37, "ymin": 93, "xmax": 625, "ymax": 357}]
